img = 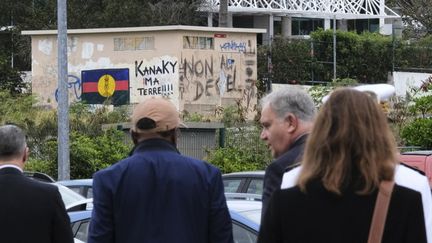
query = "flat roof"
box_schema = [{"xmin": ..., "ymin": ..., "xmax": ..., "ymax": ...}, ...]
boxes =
[{"xmin": 21, "ymin": 25, "xmax": 267, "ymax": 36}]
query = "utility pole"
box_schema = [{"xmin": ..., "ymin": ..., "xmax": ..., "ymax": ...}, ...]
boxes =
[
  {"xmin": 333, "ymin": 15, "xmax": 337, "ymax": 80},
  {"xmin": 57, "ymin": 0, "xmax": 70, "ymax": 180}
]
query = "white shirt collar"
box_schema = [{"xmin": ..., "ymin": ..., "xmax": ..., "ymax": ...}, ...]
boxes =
[{"xmin": 0, "ymin": 164, "xmax": 23, "ymax": 172}]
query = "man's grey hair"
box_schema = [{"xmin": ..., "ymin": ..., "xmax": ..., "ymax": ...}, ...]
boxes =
[
  {"xmin": 0, "ymin": 125, "xmax": 27, "ymax": 159},
  {"xmin": 260, "ymin": 86, "xmax": 316, "ymax": 122}
]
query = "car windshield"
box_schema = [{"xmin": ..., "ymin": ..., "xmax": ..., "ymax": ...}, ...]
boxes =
[
  {"xmin": 54, "ymin": 183, "xmax": 87, "ymax": 207},
  {"xmin": 237, "ymin": 209, "xmax": 261, "ymax": 225}
]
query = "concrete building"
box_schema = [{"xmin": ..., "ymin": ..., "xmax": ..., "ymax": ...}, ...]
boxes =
[
  {"xmin": 22, "ymin": 25, "xmax": 265, "ymax": 118},
  {"xmin": 202, "ymin": 0, "xmax": 402, "ymax": 44}
]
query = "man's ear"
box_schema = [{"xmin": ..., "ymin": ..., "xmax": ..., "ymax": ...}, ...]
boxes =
[
  {"xmin": 131, "ymin": 130, "xmax": 139, "ymax": 145},
  {"xmin": 22, "ymin": 147, "xmax": 30, "ymax": 164},
  {"xmin": 285, "ymin": 113, "xmax": 298, "ymax": 133},
  {"xmin": 170, "ymin": 128, "xmax": 179, "ymax": 145}
]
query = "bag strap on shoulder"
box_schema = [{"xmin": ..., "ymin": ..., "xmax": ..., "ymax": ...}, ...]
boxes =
[{"xmin": 367, "ymin": 180, "xmax": 395, "ymax": 243}]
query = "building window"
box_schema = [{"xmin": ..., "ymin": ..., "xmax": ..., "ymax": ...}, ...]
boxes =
[
  {"xmin": 348, "ymin": 19, "xmax": 380, "ymax": 33},
  {"xmin": 114, "ymin": 37, "xmax": 154, "ymax": 51},
  {"xmin": 183, "ymin": 36, "xmax": 214, "ymax": 49},
  {"xmin": 292, "ymin": 18, "xmax": 324, "ymax": 35}
]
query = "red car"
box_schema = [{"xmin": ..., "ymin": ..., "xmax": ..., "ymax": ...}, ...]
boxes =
[{"xmin": 399, "ymin": 151, "xmax": 432, "ymax": 186}]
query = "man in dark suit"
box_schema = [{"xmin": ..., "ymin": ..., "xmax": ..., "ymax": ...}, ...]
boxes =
[
  {"xmin": 88, "ymin": 97, "xmax": 233, "ymax": 243},
  {"xmin": 0, "ymin": 124, "xmax": 74, "ymax": 243},
  {"xmin": 259, "ymin": 86, "xmax": 316, "ymax": 218}
]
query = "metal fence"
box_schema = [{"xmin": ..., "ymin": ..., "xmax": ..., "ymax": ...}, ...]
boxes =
[
  {"xmin": 104, "ymin": 122, "xmax": 268, "ymax": 160},
  {"xmin": 260, "ymin": 38, "xmax": 432, "ymax": 85},
  {"xmin": 105, "ymin": 122, "xmax": 224, "ymax": 160},
  {"xmin": 177, "ymin": 122, "xmax": 224, "ymax": 160}
]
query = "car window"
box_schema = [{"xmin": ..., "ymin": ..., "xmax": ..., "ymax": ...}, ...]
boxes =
[
  {"xmin": 87, "ymin": 188, "xmax": 93, "ymax": 198},
  {"xmin": 73, "ymin": 220, "xmax": 90, "ymax": 242},
  {"xmin": 223, "ymin": 179, "xmax": 242, "ymax": 193},
  {"xmin": 232, "ymin": 221, "xmax": 257, "ymax": 243},
  {"xmin": 246, "ymin": 179, "xmax": 263, "ymax": 195},
  {"xmin": 69, "ymin": 187, "xmax": 82, "ymax": 195},
  {"xmin": 55, "ymin": 184, "xmax": 86, "ymax": 207}
]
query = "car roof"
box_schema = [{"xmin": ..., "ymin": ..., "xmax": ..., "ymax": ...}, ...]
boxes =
[
  {"xmin": 227, "ymin": 199, "xmax": 261, "ymax": 225},
  {"xmin": 69, "ymin": 210, "xmax": 92, "ymax": 222},
  {"xmin": 222, "ymin": 171, "xmax": 265, "ymax": 177},
  {"xmin": 23, "ymin": 171, "xmax": 56, "ymax": 182},
  {"xmin": 225, "ymin": 193, "xmax": 262, "ymax": 201},
  {"xmin": 57, "ymin": 179, "xmax": 93, "ymax": 187},
  {"xmin": 401, "ymin": 150, "xmax": 432, "ymax": 156},
  {"xmin": 229, "ymin": 209, "xmax": 260, "ymax": 232},
  {"xmin": 227, "ymin": 199, "xmax": 261, "ymax": 212}
]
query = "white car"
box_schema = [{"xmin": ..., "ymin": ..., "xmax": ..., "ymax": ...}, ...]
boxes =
[{"xmin": 69, "ymin": 198, "xmax": 262, "ymax": 243}]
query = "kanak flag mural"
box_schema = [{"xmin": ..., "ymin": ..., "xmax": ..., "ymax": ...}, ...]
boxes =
[{"xmin": 81, "ymin": 69, "xmax": 130, "ymax": 106}]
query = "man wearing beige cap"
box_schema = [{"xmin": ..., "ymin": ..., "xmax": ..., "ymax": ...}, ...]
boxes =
[{"xmin": 88, "ymin": 97, "xmax": 233, "ymax": 243}]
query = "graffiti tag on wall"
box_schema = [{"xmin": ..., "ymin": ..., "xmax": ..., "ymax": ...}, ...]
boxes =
[
  {"xmin": 178, "ymin": 53, "xmax": 255, "ymax": 107},
  {"xmin": 55, "ymin": 75, "xmax": 82, "ymax": 102},
  {"xmin": 220, "ymin": 40, "xmax": 247, "ymax": 53},
  {"xmin": 134, "ymin": 56, "xmax": 178, "ymax": 97}
]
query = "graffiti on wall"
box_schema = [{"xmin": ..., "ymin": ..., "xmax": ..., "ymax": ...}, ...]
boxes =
[
  {"xmin": 55, "ymin": 75, "xmax": 82, "ymax": 102},
  {"xmin": 179, "ymin": 52, "xmax": 256, "ymax": 109},
  {"xmin": 134, "ymin": 56, "xmax": 177, "ymax": 97},
  {"xmin": 179, "ymin": 55, "xmax": 218, "ymax": 101},
  {"xmin": 220, "ymin": 40, "xmax": 247, "ymax": 53},
  {"xmin": 243, "ymin": 58, "xmax": 256, "ymax": 110},
  {"xmin": 219, "ymin": 40, "xmax": 256, "ymax": 54}
]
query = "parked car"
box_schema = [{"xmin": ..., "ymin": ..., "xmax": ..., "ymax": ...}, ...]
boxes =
[
  {"xmin": 69, "ymin": 199, "xmax": 261, "ymax": 243},
  {"xmin": 23, "ymin": 171, "xmax": 92, "ymax": 211},
  {"xmin": 399, "ymin": 150, "xmax": 432, "ymax": 186},
  {"xmin": 222, "ymin": 171, "xmax": 264, "ymax": 196},
  {"xmin": 57, "ymin": 179, "xmax": 93, "ymax": 198},
  {"xmin": 23, "ymin": 171, "xmax": 55, "ymax": 183},
  {"xmin": 54, "ymin": 183, "xmax": 92, "ymax": 211}
]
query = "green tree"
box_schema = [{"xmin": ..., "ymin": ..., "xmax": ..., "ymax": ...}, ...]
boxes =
[
  {"xmin": 0, "ymin": 55, "xmax": 27, "ymax": 94},
  {"xmin": 395, "ymin": 0, "xmax": 432, "ymax": 36}
]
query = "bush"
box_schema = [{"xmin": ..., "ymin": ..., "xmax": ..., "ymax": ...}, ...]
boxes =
[
  {"xmin": 206, "ymin": 146, "xmax": 263, "ymax": 173},
  {"xmin": 25, "ymin": 129, "xmax": 131, "ymax": 179},
  {"xmin": 258, "ymin": 30, "xmax": 396, "ymax": 84},
  {"xmin": 401, "ymin": 118, "xmax": 432, "ymax": 149},
  {"xmin": 24, "ymin": 158, "xmax": 56, "ymax": 176},
  {"xmin": 206, "ymin": 126, "xmax": 271, "ymax": 173},
  {"xmin": 271, "ymin": 37, "xmax": 310, "ymax": 84},
  {"xmin": 310, "ymin": 30, "xmax": 392, "ymax": 83},
  {"xmin": 0, "ymin": 91, "xmax": 132, "ymax": 179}
]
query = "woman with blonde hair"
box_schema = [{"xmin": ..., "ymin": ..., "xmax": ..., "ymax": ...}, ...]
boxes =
[{"xmin": 258, "ymin": 88, "xmax": 426, "ymax": 243}]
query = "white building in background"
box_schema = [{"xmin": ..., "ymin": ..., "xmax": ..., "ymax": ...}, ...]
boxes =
[{"xmin": 202, "ymin": 0, "xmax": 402, "ymax": 44}]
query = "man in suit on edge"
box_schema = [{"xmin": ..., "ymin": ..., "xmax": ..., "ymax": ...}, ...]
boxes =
[{"xmin": 0, "ymin": 124, "xmax": 74, "ymax": 243}]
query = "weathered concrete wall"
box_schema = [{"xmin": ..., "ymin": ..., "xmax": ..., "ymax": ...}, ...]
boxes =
[
  {"xmin": 393, "ymin": 71, "xmax": 432, "ymax": 97},
  {"xmin": 178, "ymin": 32, "xmax": 258, "ymax": 115},
  {"xmin": 25, "ymin": 26, "xmax": 264, "ymax": 118}
]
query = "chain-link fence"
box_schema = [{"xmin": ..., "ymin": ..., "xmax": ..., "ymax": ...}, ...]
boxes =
[{"xmin": 258, "ymin": 34, "xmax": 432, "ymax": 85}]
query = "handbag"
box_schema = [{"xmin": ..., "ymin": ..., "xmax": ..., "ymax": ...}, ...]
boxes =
[{"xmin": 367, "ymin": 180, "xmax": 395, "ymax": 243}]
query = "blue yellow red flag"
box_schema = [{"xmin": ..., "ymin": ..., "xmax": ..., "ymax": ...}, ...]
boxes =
[{"xmin": 81, "ymin": 68, "xmax": 130, "ymax": 106}]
